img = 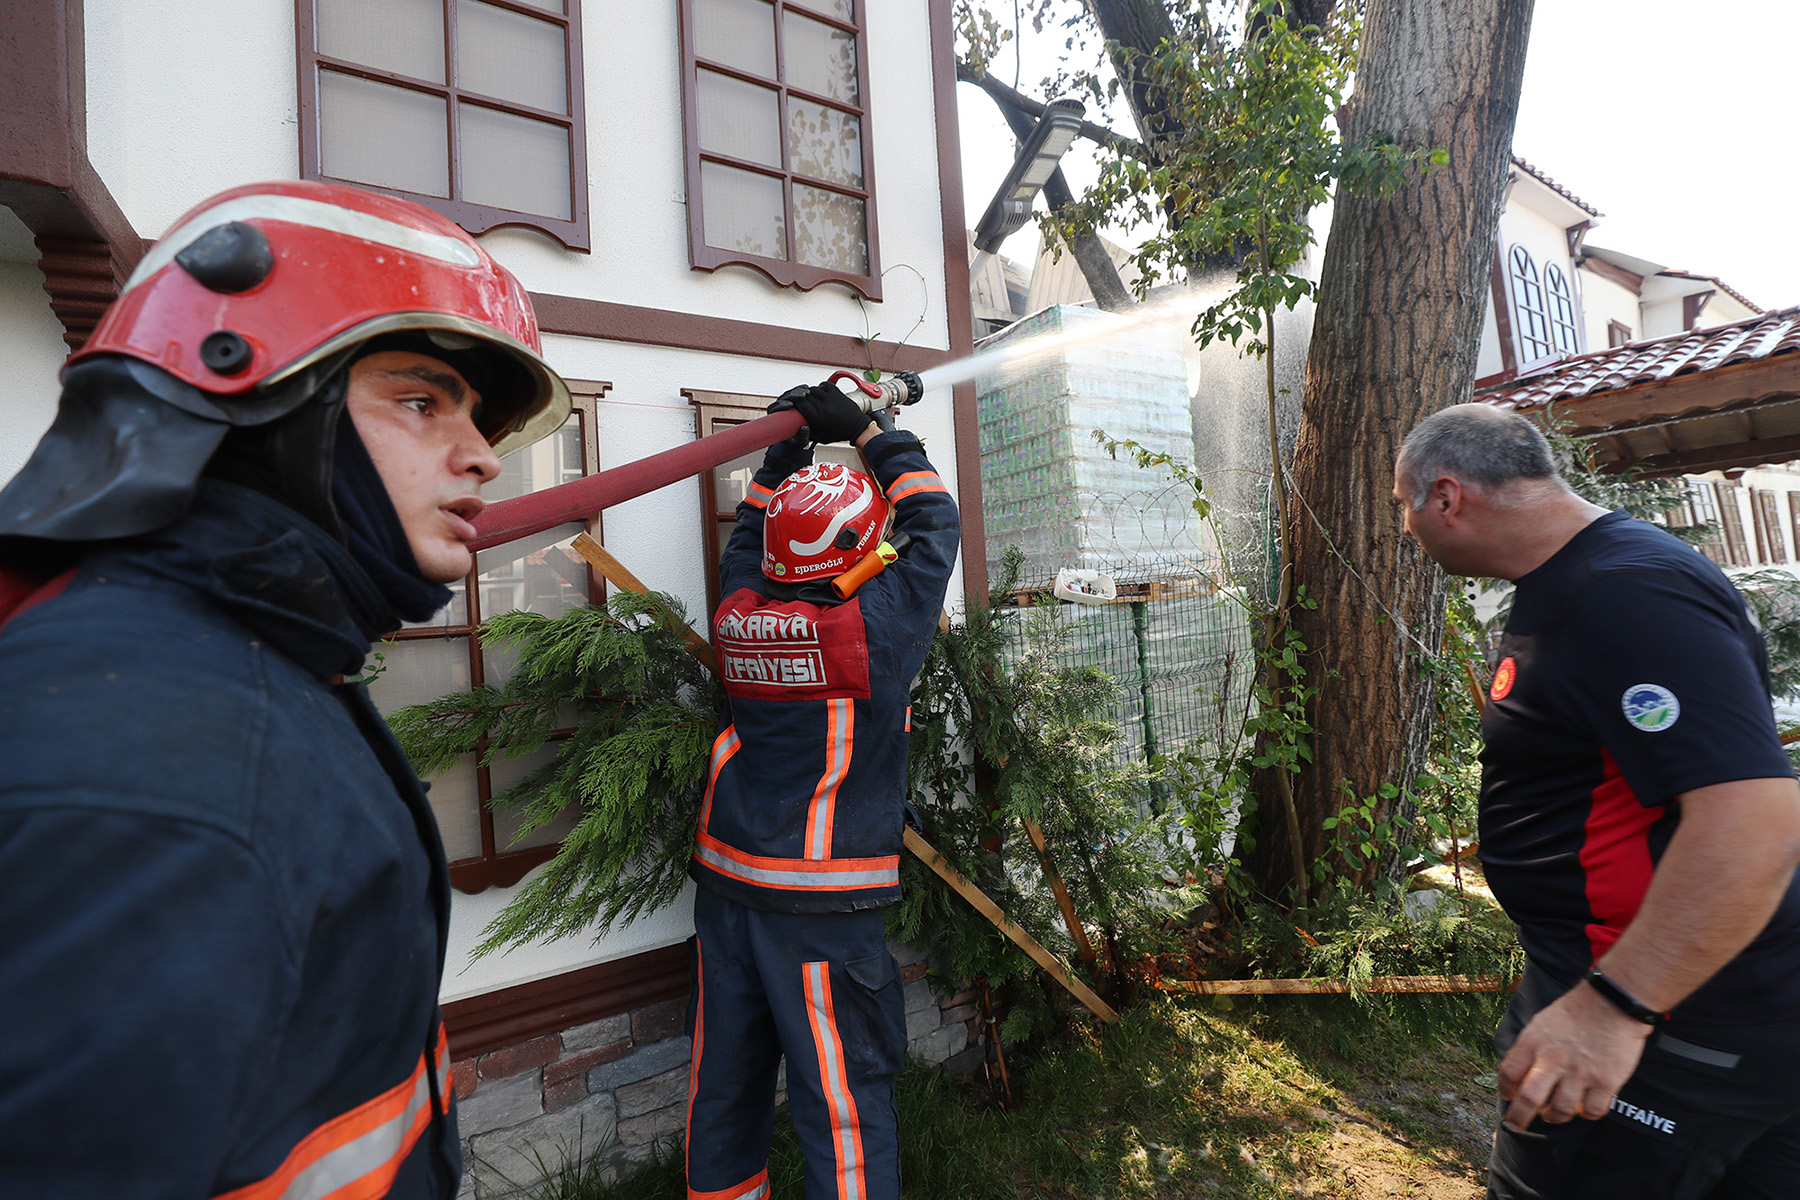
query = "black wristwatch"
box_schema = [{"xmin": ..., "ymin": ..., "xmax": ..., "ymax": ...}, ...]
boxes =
[{"xmin": 1585, "ymin": 967, "xmax": 1668, "ymax": 1025}]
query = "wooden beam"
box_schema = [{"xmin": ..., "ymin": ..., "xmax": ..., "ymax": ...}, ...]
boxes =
[
  {"xmin": 904, "ymin": 826, "xmax": 1119, "ymax": 1023},
  {"xmin": 1163, "ymin": 974, "xmax": 1521, "ymax": 996},
  {"xmin": 569, "ymin": 534, "xmax": 718, "ymax": 675},
  {"xmin": 1597, "ymin": 430, "xmax": 1800, "ymax": 477},
  {"xmin": 1021, "ymin": 817, "xmax": 1099, "ymax": 966},
  {"xmin": 1530, "ymin": 356, "xmax": 1800, "ymax": 436}
]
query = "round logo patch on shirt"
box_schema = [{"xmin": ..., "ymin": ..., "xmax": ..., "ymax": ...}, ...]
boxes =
[
  {"xmin": 1621, "ymin": 683, "xmax": 1681, "ymax": 732},
  {"xmin": 1490, "ymin": 656, "xmax": 1517, "ymax": 701}
]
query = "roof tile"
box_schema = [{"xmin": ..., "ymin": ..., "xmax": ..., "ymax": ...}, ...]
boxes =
[{"xmin": 1477, "ymin": 306, "xmax": 1800, "ymax": 412}]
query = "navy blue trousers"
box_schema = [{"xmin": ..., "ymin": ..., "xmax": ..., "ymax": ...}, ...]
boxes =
[
  {"xmin": 1488, "ymin": 965, "xmax": 1800, "ymax": 1198},
  {"xmin": 684, "ymin": 889, "xmax": 904, "ymax": 1200}
]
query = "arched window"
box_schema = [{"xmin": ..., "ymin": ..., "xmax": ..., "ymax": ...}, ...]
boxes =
[
  {"xmin": 1545, "ymin": 263, "xmax": 1580, "ymax": 354},
  {"xmin": 1509, "ymin": 244, "xmax": 1555, "ymax": 361}
]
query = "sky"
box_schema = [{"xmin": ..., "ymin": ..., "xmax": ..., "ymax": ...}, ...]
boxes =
[{"xmin": 958, "ymin": 0, "xmax": 1800, "ymax": 310}]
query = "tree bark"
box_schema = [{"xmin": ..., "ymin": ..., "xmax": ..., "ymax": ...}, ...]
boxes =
[{"xmin": 1240, "ymin": 0, "xmax": 1535, "ymax": 898}]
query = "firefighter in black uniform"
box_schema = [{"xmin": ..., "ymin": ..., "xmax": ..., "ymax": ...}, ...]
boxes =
[
  {"xmin": 1393, "ymin": 402, "xmax": 1800, "ymax": 1199},
  {"xmin": 683, "ymin": 382, "xmax": 959, "ymax": 1200}
]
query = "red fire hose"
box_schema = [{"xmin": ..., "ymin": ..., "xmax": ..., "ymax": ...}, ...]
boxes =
[
  {"xmin": 469, "ymin": 409, "xmax": 802, "ymax": 552},
  {"xmin": 468, "ymin": 371, "xmax": 921, "ymax": 553}
]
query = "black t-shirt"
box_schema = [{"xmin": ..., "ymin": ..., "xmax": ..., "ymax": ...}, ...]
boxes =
[{"xmin": 1479, "ymin": 509, "xmax": 1800, "ymax": 1025}]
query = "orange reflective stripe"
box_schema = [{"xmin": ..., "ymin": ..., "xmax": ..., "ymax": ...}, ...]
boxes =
[
  {"xmin": 212, "ymin": 1026, "xmax": 449, "ymax": 1200},
  {"xmin": 804, "ymin": 699, "xmax": 853, "ymax": 860},
  {"xmin": 804, "ymin": 962, "xmax": 868, "ymax": 1200},
  {"xmin": 698, "ymin": 727, "xmax": 741, "ymax": 834},
  {"xmin": 744, "ymin": 482, "xmax": 776, "ymax": 511},
  {"xmin": 693, "ymin": 831, "xmax": 899, "ymax": 891},
  {"xmin": 886, "ymin": 471, "xmax": 947, "ymax": 502},
  {"xmin": 688, "ymin": 1169, "xmax": 770, "ymax": 1200}
]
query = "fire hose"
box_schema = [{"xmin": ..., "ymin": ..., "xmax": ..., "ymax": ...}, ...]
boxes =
[{"xmin": 468, "ymin": 369, "xmax": 923, "ymax": 552}]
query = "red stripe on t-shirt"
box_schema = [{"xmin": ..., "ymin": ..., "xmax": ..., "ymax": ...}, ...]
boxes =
[{"xmin": 1579, "ymin": 748, "xmax": 1660, "ymax": 962}]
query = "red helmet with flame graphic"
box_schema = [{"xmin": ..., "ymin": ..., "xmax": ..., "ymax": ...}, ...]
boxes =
[{"xmin": 762, "ymin": 463, "xmax": 889, "ymax": 582}]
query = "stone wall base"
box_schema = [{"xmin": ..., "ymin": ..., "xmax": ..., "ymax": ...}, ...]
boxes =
[{"xmin": 452, "ymin": 940, "xmax": 984, "ymax": 1198}]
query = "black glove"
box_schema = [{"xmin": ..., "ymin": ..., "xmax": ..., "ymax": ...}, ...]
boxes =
[
  {"xmin": 869, "ymin": 405, "xmax": 897, "ymax": 434},
  {"xmin": 770, "ymin": 381, "xmax": 872, "ymax": 445}
]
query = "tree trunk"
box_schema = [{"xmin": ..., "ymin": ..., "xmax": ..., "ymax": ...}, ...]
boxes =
[{"xmin": 1240, "ymin": 0, "xmax": 1535, "ymax": 899}]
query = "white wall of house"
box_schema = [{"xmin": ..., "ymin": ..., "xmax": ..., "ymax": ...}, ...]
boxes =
[
  {"xmin": 84, "ymin": 1, "xmax": 950, "ymax": 354},
  {"xmin": 25, "ymin": 0, "xmax": 965, "ymax": 1005},
  {"xmin": 0, "ymin": 208, "xmax": 67, "ymax": 483},
  {"xmin": 1576, "ymin": 265, "xmax": 1640, "ymax": 348}
]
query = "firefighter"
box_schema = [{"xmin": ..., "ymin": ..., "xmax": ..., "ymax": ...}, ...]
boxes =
[
  {"xmin": 685, "ymin": 383, "xmax": 960, "ymax": 1200},
  {"xmin": 0, "ymin": 180, "xmax": 571, "ymax": 1196}
]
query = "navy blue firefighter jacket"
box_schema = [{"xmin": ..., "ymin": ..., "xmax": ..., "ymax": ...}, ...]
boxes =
[
  {"xmin": 0, "ymin": 481, "xmax": 460, "ymax": 1199},
  {"xmin": 690, "ymin": 429, "xmax": 960, "ymax": 914}
]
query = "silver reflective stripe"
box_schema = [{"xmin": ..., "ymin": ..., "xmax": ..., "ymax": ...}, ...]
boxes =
[
  {"xmin": 127, "ymin": 194, "xmax": 482, "ymax": 291},
  {"xmin": 693, "ymin": 843, "xmax": 896, "ymax": 889},
  {"xmin": 1656, "ymin": 1033, "xmax": 1741, "ymax": 1069},
  {"xmin": 270, "ymin": 1068, "xmax": 433, "ymax": 1200},
  {"xmin": 805, "ymin": 963, "xmax": 864, "ymax": 1200}
]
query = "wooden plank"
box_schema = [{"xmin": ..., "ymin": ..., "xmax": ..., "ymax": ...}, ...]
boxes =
[
  {"xmin": 904, "ymin": 827, "xmax": 1120, "ymax": 1024},
  {"xmin": 570, "ymin": 533, "xmax": 718, "ymax": 675},
  {"xmin": 1021, "ymin": 816, "xmax": 1098, "ymax": 966},
  {"xmin": 1163, "ymin": 974, "xmax": 1520, "ymax": 996}
]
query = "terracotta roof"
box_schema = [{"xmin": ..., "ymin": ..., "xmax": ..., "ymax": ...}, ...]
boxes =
[
  {"xmin": 1512, "ymin": 156, "xmax": 1602, "ymax": 218},
  {"xmin": 1479, "ymin": 306, "xmax": 1800, "ymax": 413}
]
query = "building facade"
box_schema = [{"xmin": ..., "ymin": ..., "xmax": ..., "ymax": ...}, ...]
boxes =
[{"xmin": 1, "ymin": 1, "xmax": 986, "ymax": 1190}]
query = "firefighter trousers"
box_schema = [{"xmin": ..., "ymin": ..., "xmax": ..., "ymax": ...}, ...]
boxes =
[{"xmin": 684, "ymin": 888, "xmax": 904, "ymax": 1200}]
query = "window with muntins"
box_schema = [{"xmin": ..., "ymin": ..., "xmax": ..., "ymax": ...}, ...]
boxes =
[
  {"xmin": 366, "ymin": 385, "xmax": 608, "ymax": 893},
  {"xmin": 1544, "ymin": 263, "xmax": 1580, "ymax": 354},
  {"xmin": 1508, "ymin": 244, "xmax": 1555, "ymax": 362},
  {"xmin": 298, "ymin": 0, "xmax": 589, "ymax": 250},
  {"xmin": 678, "ymin": 0, "xmax": 882, "ymax": 299}
]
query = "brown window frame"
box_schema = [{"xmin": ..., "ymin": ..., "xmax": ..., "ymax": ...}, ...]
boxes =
[
  {"xmin": 1716, "ymin": 481, "xmax": 1750, "ymax": 567},
  {"xmin": 1608, "ymin": 319, "xmax": 1633, "ymax": 348},
  {"xmin": 296, "ymin": 0, "xmax": 591, "ymax": 251},
  {"xmin": 1757, "ymin": 489, "xmax": 1788, "ymax": 564},
  {"xmin": 384, "ymin": 382, "xmax": 609, "ymax": 893},
  {"xmin": 677, "ymin": 0, "xmax": 883, "ymax": 299}
]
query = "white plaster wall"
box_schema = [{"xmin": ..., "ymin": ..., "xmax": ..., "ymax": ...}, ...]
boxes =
[
  {"xmin": 1577, "ymin": 267, "xmax": 1640, "ymax": 350},
  {"xmin": 84, "ymin": 0, "xmax": 300, "ymax": 239},
  {"xmin": 0, "ymin": 263, "xmax": 74, "ymax": 486},
  {"xmin": 1475, "ymin": 296, "xmax": 1502, "ymax": 378},
  {"xmin": 85, "ymin": 1, "xmax": 950, "ymax": 352}
]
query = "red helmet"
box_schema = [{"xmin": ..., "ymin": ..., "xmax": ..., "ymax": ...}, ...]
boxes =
[
  {"xmin": 70, "ymin": 179, "xmax": 570, "ymax": 456},
  {"xmin": 763, "ymin": 463, "xmax": 889, "ymax": 582}
]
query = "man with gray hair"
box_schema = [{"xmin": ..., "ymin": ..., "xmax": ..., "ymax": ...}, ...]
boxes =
[{"xmin": 1394, "ymin": 403, "xmax": 1800, "ymax": 1198}]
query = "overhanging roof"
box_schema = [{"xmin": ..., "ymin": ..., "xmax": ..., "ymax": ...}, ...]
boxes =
[{"xmin": 1477, "ymin": 307, "xmax": 1800, "ymax": 475}]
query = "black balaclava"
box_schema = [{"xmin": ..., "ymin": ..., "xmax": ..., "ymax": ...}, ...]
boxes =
[{"xmin": 329, "ymin": 410, "xmax": 453, "ymax": 627}]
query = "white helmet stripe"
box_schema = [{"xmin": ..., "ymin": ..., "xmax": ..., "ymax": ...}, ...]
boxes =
[
  {"xmin": 126, "ymin": 194, "xmax": 483, "ymax": 293},
  {"xmin": 787, "ymin": 484, "xmax": 874, "ymax": 556}
]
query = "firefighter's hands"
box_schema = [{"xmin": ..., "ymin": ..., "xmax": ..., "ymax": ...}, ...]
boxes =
[
  {"xmin": 1496, "ymin": 981, "xmax": 1652, "ymax": 1132},
  {"xmin": 869, "ymin": 405, "xmax": 897, "ymax": 434},
  {"xmin": 771, "ymin": 382, "xmax": 872, "ymax": 445}
]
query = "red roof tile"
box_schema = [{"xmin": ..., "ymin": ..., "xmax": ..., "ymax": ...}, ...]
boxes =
[
  {"xmin": 1478, "ymin": 306, "xmax": 1800, "ymax": 412},
  {"xmin": 1512, "ymin": 156, "xmax": 1602, "ymax": 218}
]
